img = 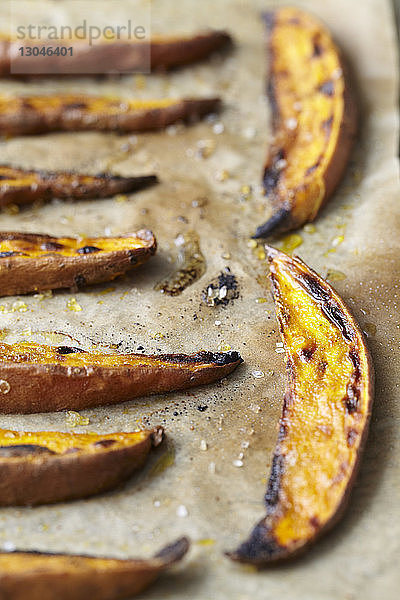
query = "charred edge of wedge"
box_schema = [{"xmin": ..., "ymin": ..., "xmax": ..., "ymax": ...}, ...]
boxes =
[
  {"xmin": 253, "ymin": 9, "xmax": 358, "ymax": 238},
  {"xmin": 0, "ymin": 165, "xmax": 158, "ymax": 205},
  {"xmin": 0, "ymin": 96, "xmax": 221, "ymax": 136},
  {"xmin": 227, "ymin": 246, "xmax": 373, "ymax": 564},
  {"xmin": 0, "ymin": 345, "xmax": 243, "ymax": 413}
]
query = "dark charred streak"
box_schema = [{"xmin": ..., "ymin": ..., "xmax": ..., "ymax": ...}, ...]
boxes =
[
  {"xmin": 74, "ymin": 274, "xmax": 86, "ymax": 288},
  {"xmin": 93, "ymin": 439, "xmax": 116, "ymax": 448},
  {"xmin": 129, "ymin": 252, "xmax": 138, "ymax": 264},
  {"xmin": 263, "ymin": 149, "xmax": 285, "ymax": 195},
  {"xmin": 0, "ymin": 444, "xmax": 56, "ymax": 457},
  {"xmin": 322, "ymin": 116, "xmax": 334, "ymax": 138},
  {"xmin": 349, "ymin": 349, "xmax": 361, "ymax": 382},
  {"xmin": 318, "ymin": 360, "xmax": 328, "ymax": 375},
  {"xmin": 319, "ymin": 80, "xmax": 335, "ymax": 96},
  {"xmin": 76, "ymin": 245, "xmax": 101, "ymax": 255},
  {"xmin": 312, "ymin": 35, "xmax": 323, "ymax": 57},
  {"xmin": 344, "ymin": 382, "xmax": 360, "ymax": 414},
  {"xmin": 158, "ymin": 350, "xmax": 242, "ymax": 367},
  {"xmin": 56, "ymin": 346, "xmax": 85, "ymax": 355},
  {"xmin": 296, "ymin": 274, "xmax": 354, "ymax": 342},
  {"xmin": 266, "ymin": 76, "xmax": 279, "ymax": 128},
  {"xmin": 305, "ymin": 155, "xmax": 322, "ymax": 176},
  {"xmin": 265, "ymin": 452, "xmax": 285, "ymax": 509},
  {"xmin": 0, "ymin": 251, "xmax": 26, "ymax": 258},
  {"xmin": 40, "ymin": 241, "xmax": 65, "ymax": 251},
  {"xmin": 346, "ymin": 428, "xmax": 358, "ymax": 447},
  {"xmin": 64, "ymin": 102, "xmax": 87, "ymax": 110}
]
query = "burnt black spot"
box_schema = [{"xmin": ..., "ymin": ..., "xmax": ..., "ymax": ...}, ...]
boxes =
[
  {"xmin": 0, "ymin": 251, "xmax": 26, "ymax": 258},
  {"xmin": 76, "ymin": 245, "xmax": 100, "ymax": 255},
  {"xmin": 319, "ymin": 80, "xmax": 335, "ymax": 96},
  {"xmin": 56, "ymin": 346, "xmax": 84, "ymax": 355},
  {"xmin": 266, "ymin": 79, "xmax": 279, "ymax": 126},
  {"xmin": 129, "ymin": 253, "xmax": 137, "ymax": 264},
  {"xmin": 159, "ymin": 350, "xmax": 242, "ymax": 367},
  {"xmin": 346, "ymin": 428, "xmax": 358, "ymax": 447},
  {"xmin": 74, "ymin": 274, "xmax": 86, "ymax": 288},
  {"xmin": 263, "ymin": 149, "xmax": 285, "ymax": 195},
  {"xmin": 265, "ymin": 452, "xmax": 285, "ymax": 508},
  {"xmin": 93, "ymin": 439, "xmax": 117, "ymax": 448},
  {"xmin": 137, "ymin": 345, "xmax": 144, "ymax": 351},
  {"xmin": 309, "ymin": 515, "xmax": 320, "ymax": 528},
  {"xmin": 0, "ymin": 444, "xmax": 56, "ymax": 457},
  {"xmin": 299, "ymin": 345, "xmax": 316, "ymax": 361},
  {"xmin": 297, "ymin": 275, "xmax": 354, "ymax": 342},
  {"xmin": 40, "ymin": 241, "xmax": 65, "ymax": 251},
  {"xmin": 202, "ymin": 267, "xmax": 239, "ymax": 308},
  {"xmin": 197, "ymin": 405, "xmax": 208, "ymax": 412},
  {"xmin": 312, "ymin": 35, "xmax": 323, "ymax": 57}
]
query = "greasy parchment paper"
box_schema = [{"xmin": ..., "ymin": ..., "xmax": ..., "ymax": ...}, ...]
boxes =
[{"xmin": 0, "ymin": 0, "xmax": 398, "ymax": 598}]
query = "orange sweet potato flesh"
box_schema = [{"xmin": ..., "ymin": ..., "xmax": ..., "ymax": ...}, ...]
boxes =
[
  {"xmin": 0, "ymin": 537, "xmax": 189, "ymax": 600},
  {"xmin": 0, "ymin": 343, "xmax": 243, "ymax": 413},
  {"xmin": 0, "ymin": 95, "xmax": 220, "ymax": 136},
  {"xmin": 0, "ymin": 31, "xmax": 231, "ymax": 75},
  {"xmin": 0, "ymin": 426, "xmax": 163, "ymax": 506},
  {"xmin": 0, "ymin": 165, "xmax": 157, "ymax": 206},
  {"xmin": 0, "ymin": 230, "xmax": 157, "ymax": 295},
  {"xmin": 253, "ymin": 7, "xmax": 357, "ymax": 238},
  {"xmin": 228, "ymin": 247, "xmax": 374, "ymax": 564}
]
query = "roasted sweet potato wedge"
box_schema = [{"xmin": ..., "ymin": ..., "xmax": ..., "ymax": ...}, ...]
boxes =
[
  {"xmin": 0, "ymin": 426, "xmax": 163, "ymax": 506},
  {"xmin": 0, "ymin": 230, "xmax": 157, "ymax": 295},
  {"xmin": 0, "ymin": 165, "xmax": 157, "ymax": 207},
  {"xmin": 0, "ymin": 30, "xmax": 231, "ymax": 75},
  {"xmin": 228, "ymin": 247, "xmax": 373, "ymax": 564},
  {"xmin": 0, "ymin": 343, "xmax": 243, "ymax": 413},
  {"xmin": 0, "ymin": 95, "xmax": 220, "ymax": 136},
  {"xmin": 253, "ymin": 7, "xmax": 357, "ymax": 238},
  {"xmin": 0, "ymin": 537, "xmax": 189, "ymax": 600}
]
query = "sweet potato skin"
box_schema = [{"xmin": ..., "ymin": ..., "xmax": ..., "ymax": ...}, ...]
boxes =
[
  {"xmin": 0, "ymin": 345, "xmax": 243, "ymax": 413},
  {"xmin": 253, "ymin": 8, "xmax": 358, "ymax": 238},
  {"xmin": 0, "ymin": 537, "xmax": 189, "ymax": 600},
  {"xmin": 228, "ymin": 247, "xmax": 374, "ymax": 564},
  {"xmin": 0, "ymin": 31, "xmax": 231, "ymax": 75},
  {"xmin": 0, "ymin": 230, "xmax": 156, "ymax": 295},
  {"xmin": 0, "ymin": 427, "xmax": 163, "ymax": 506},
  {"xmin": 0, "ymin": 96, "xmax": 221, "ymax": 136},
  {"xmin": 0, "ymin": 165, "xmax": 157, "ymax": 206}
]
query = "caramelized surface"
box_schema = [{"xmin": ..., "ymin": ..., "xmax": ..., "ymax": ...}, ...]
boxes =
[
  {"xmin": 0, "ymin": 95, "xmax": 177, "ymax": 115},
  {"xmin": 0, "ymin": 428, "xmax": 151, "ymax": 456},
  {"xmin": 230, "ymin": 247, "xmax": 373, "ymax": 563},
  {"xmin": 254, "ymin": 7, "xmax": 356, "ymax": 237},
  {"xmin": 0, "ymin": 342, "xmax": 241, "ymax": 371},
  {"xmin": 0, "ymin": 232, "xmax": 154, "ymax": 259}
]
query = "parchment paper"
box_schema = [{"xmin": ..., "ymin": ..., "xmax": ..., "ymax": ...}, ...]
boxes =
[{"xmin": 0, "ymin": 1, "xmax": 398, "ymax": 598}]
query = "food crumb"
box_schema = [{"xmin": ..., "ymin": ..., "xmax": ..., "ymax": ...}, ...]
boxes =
[
  {"xmin": 233, "ymin": 459, "xmax": 243, "ymax": 467},
  {"xmin": 200, "ymin": 440, "xmax": 208, "ymax": 451},
  {"xmin": 176, "ymin": 505, "xmax": 188, "ymax": 518},
  {"xmin": 65, "ymin": 411, "xmax": 89, "ymax": 427}
]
